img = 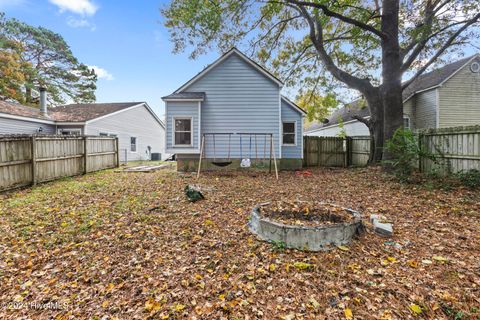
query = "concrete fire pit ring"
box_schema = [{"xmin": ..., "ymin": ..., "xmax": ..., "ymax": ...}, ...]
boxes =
[{"xmin": 248, "ymin": 203, "xmax": 363, "ymax": 251}]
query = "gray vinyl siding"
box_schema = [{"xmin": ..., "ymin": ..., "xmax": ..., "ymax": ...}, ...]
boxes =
[
  {"xmin": 85, "ymin": 104, "xmax": 165, "ymax": 162},
  {"xmin": 403, "ymin": 99, "xmax": 415, "ymax": 129},
  {"xmin": 438, "ymin": 57, "xmax": 480, "ymax": 128},
  {"xmin": 165, "ymin": 101, "xmax": 199, "ymax": 151},
  {"xmin": 0, "ymin": 116, "xmax": 55, "ymax": 134},
  {"xmin": 414, "ymin": 89, "xmax": 437, "ymax": 129},
  {"xmin": 183, "ymin": 52, "xmax": 281, "ymax": 159},
  {"xmin": 281, "ymin": 99, "xmax": 303, "ymax": 158}
]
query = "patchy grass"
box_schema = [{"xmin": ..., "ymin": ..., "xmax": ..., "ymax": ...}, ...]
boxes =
[{"xmin": 0, "ymin": 167, "xmax": 479, "ymax": 319}]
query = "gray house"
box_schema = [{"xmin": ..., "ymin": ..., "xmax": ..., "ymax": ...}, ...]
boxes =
[
  {"xmin": 162, "ymin": 48, "xmax": 306, "ymax": 171},
  {"xmin": 0, "ymin": 95, "xmax": 165, "ymax": 162},
  {"xmin": 306, "ymin": 54, "xmax": 480, "ymax": 136}
]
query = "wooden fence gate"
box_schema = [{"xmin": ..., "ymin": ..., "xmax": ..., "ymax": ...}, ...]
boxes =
[
  {"xmin": 303, "ymin": 136, "xmax": 347, "ymax": 167},
  {"xmin": 0, "ymin": 135, "xmax": 119, "ymax": 192},
  {"xmin": 303, "ymin": 136, "xmax": 371, "ymax": 168}
]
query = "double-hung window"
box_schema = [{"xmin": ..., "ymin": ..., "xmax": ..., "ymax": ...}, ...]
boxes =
[
  {"xmin": 174, "ymin": 118, "xmax": 192, "ymax": 146},
  {"xmin": 282, "ymin": 121, "xmax": 296, "ymax": 145},
  {"xmin": 403, "ymin": 116, "xmax": 411, "ymax": 129},
  {"xmin": 130, "ymin": 137, "xmax": 137, "ymax": 152}
]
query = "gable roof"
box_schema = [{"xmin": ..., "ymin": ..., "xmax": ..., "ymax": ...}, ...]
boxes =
[
  {"xmin": 306, "ymin": 54, "xmax": 479, "ymax": 133},
  {"xmin": 0, "ymin": 101, "xmax": 165, "ymax": 128},
  {"xmin": 306, "ymin": 99, "xmax": 370, "ymax": 132},
  {"xmin": 50, "ymin": 102, "xmax": 144, "ymax": 122},
  {"xmin": 0, "ymin": 100, "xmax": 52, "ymax": 121},
  {"xmin": 402, "ymin": 54, "xmax": 479, "ymax": 101},
  {"xmin": 281, "ymin": 96, "xmax": 307, "ymax": 115},
  {"xmin": 173, "ymin": 48, "xmax": 283, "ymax": 94},
  {"xmin": 161, "ymin": 92, "xmax": 205, "ymax": 101}
]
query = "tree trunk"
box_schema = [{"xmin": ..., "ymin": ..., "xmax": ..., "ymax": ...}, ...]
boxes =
[
  {"xmin": 25, "ymin": 86, "xmax": 32, "ymax": 104},
  {"xmin": 381, "ymin": 0, "xmax": 404, "ymax": 162},
  {"xmin": 364, "ymin": 92, "xmax": 384, "ymax": 163}
]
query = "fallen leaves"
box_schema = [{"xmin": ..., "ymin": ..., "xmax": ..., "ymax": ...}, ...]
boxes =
[
  {"xmin": 432, "ymin": 255, "xmax": 448, "ymax": 263},
  {"xmin": 409, "ymin": 303, "xmax": 423, "ymax": 315},
  {"xmin": 0, "ymin": 167, "xmax": 478, "ymax": 319},
  {"xmin": 292, "ymin": 261, "xmax": 315, "ymax": 271},
  {"xmin": 344, "ymin": 307, "xmax": 353, "ymax": 319}
]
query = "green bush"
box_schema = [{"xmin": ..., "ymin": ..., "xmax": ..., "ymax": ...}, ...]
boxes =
[
  {"xmin": 384, "ymin": 128, "xmax": 436, "ymax": 182},
  {"xmin": 455, "ymin": 169, "xmax": 480, "ymax": 189}
]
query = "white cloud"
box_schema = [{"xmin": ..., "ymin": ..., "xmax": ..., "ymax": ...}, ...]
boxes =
[
  {"xmin": 66, "ymin": 16, "xmax": 96, "ymax": 31},
  {"xmin": 49, "ymin": 0, "xmax": 98, "ymax": 16},
  {"xmin": 88, "ymin": 65, "xmax": 114, "ymax": 81}
]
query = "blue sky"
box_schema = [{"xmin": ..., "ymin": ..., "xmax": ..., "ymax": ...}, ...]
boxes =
[{"xmin": 0, "ymin": 0, "xmax": 219, "ymax": 119}]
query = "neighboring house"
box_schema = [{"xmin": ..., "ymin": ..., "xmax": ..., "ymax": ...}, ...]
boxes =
[
  {"xmin": 161, "ymin": 48, "xmax": 307, "ymax": 171},
  {"xmin": 0, "ymin": 96, "xmax": 165, "ymax": 161},
  {"xmin": 306, "ymin": 54, "xmax": 480, "ymax": 136}
]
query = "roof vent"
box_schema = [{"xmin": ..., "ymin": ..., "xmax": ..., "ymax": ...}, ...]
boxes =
[{"xmin": 470, "ymin": 62, "xmax": 480, "ymax": 73}]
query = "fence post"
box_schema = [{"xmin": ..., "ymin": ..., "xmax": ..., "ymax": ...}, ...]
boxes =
[
  {"xmin": 418, "ymin": 133, "xmax": 423, "ymax": 173},
  {"xmin": 115, "ymin": 137, "xmax": 120, "ymax": 167},
  {"xmin": 317, "ymin": 137, "xmax": 321, "ymax": 166},
  {"xmin": 303, "ymin": 136, "xmax": 308, "ymax": 167},
  {"xmin": 84, "ymin": 136, "xmax": 88, "ymax": 174},
  {"xmin": 31, "ymin": 135, "xmax": 37, "ymax": 186},
  {"xmin": 345, "ymin": 137, "xmax": 351, "ymax": 167}
]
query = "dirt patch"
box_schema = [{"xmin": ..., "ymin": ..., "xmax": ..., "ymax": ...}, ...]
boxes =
[{"xmin": 259, "ymin": 201, "xmax": 356, "ymax": 226}]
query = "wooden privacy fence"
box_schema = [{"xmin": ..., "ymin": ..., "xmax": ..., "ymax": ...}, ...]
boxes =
[
  {"xmin": 0, "ymin": 135, "xmax": 119, "ymax": 192},
  {"xmin": 303, "ymin": 136, "xmax": 371, "ymax": 168},
  {"xmin": 304, "ymin": 126, "xmax": 480, "ymax": 174},
  {"xmin": 419, "ymin": 127, "xmax": 480, "ymax": 174}
]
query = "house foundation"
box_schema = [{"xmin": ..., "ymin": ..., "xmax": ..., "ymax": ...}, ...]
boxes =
[{"xmin": 176, "ymin": 155, "xmax": 302, "ymax": 172}]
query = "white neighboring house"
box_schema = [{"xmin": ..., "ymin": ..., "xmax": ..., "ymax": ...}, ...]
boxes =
[
  {"xmin": 305, "ymin": 54, "xmax": 480, "ymax": 136},
  {"xmin": 0, "ymin": 96, "xmax": 165, "ymax": 162}
]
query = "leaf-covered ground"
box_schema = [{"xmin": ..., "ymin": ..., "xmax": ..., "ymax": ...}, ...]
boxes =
[{"xmin": 0, "ymin": 167, "xmax": 479, "ymax": 319}]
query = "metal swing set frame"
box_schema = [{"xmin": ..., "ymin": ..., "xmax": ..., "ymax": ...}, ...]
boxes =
[{"xmin": 196, "ymin": 133, "xmax": 278, "ymax": 179}]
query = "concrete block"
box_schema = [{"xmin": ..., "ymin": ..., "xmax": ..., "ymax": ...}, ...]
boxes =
[{"xmin": 372, "ymin": 219, "xmax": 393, "ymax": 237}]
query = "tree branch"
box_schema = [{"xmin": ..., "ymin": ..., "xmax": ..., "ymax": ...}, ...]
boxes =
[
  {"xmin": 284, "ymin": 0, "xmax": 387, "ymax": 39},
  {"xmin": 402, "ymin": 12, "xmax": 480, "ymax": 89},
  {"xmin": 292, "ymin": 5, "xmax": 375, "ymax": 95}
]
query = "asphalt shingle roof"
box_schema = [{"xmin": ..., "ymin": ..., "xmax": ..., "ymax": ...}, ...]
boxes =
[
  {"xmin": 0, "ymin": 100, "xmax": 52, "ymax": 120},
  {"xmin": 161, "ymin": 92, "xmax": 206, "ymax": 100},
  {"xmin": 306, "ymin": 54, "xmax": 479, "ymax": 133},
  {"xmin": 0, "ymin": 101, "xmax": 143, "ymax": 122},
  {"xmin": 50, "ymin": 102, "xmax": 143, "ymax": 122}
]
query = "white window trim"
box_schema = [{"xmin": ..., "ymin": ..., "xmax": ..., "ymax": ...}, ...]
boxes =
[
  {"xmin": 172, "ymin": 116, "xmax": 193, "ymax": 147},
  {"xmin": 403, "ymin": 115, "xmax": 411, "ymax": 129},
  {"xmin": 282, "ymin": 121, "xmax": 297, "ymax": 146},
  {"xmin": 130, "ymin": 137, "xmax": 138, "ymax": 153},
  {"xmin": 58, "ymin": 128, "xmax": 81, "ymax": 135}
]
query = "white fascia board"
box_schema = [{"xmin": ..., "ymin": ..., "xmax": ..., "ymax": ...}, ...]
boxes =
[
  {"xmin": 85, "ymin": 102, "xmax": 165, "ymax": 129},
  {"xmin": 402, "ymin": 54, "xmax": 480, "ymax": 102},
  {"xmin": 0, "ymin": 112, "xmax": 55, "ymax": 125},
  {"xmin": 174, "ymin": 48, "xmax": 283, "ymax": 93},
  {"xmin": 281, "ymin": 96, "xmax": 307, "ymax": 116},
  {"xmin": 162, "ymin": 99, "xmax": 204, "ymax": 102},
  {"xmin": 437, "ymin": 54, "xmax": 480, "ymax": 87},
  {"xmin": 55, "ymin": 122, "xmax": 86, "ymax": 126},
  {"xmin": 304, "ymin": 116, "xmax": 371, "ymax": 134},
  {"xmin": 166, "ymin": 148, "xmax": 200, "ymax": 154}
]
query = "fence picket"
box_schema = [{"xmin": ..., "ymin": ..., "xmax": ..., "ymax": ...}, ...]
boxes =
[{"xmin": 0, "ymin": 134, "xmax": 118, "ymax": 192}]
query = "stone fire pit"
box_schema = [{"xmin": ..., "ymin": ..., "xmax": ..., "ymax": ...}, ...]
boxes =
[{"xmin": 248, "ymin": 201, "xmax": 363, "ymax": 251}]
